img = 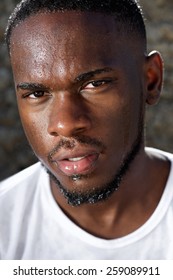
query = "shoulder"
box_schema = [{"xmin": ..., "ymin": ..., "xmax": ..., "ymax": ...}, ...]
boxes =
[
  {"xmin": 0, "ymin": 162, "xmax": 48, "ymax": 231},
  {"xmin": 0, "ymin": 162, "xmax": 49, "ymax": 258},
  {"xmin": 145, "ymin": 147, "xmax": 173, "ymax": 161},
  {"xmin": 0, "ymin": 162, "xmax": 43, "ymax": 200}
]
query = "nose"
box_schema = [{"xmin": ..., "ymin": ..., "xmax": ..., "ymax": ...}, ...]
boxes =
[{"xmin": 47, "ymin": 93, "xmax": 92, "ymax": 137}]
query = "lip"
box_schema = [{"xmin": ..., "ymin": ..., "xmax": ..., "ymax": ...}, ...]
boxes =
[{"xmin": 50, "ymin": 148, "xmax": 100, "ymax": 176}]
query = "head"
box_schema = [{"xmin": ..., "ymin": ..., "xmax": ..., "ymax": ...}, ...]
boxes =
[{"xmin": 6, "ymin": 0, "xmax": 163, "ymax": 206}]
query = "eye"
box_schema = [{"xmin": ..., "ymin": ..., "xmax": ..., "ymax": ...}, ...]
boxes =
[
  {"xmin": 83, "ymin": 79, "xmax": 112, "ymax": 90},
  {"xmin": 22, "ymin": 91, "xmax": 50, "ymax": 99},
  {"xmin": 28, "ymin": 91, "xmax": 45, "ymax": 99}
]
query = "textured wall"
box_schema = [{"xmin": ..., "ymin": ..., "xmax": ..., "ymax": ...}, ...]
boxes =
[{"xmin": 0, "ymin": 0, "xmax": 173, "ymax": 180}]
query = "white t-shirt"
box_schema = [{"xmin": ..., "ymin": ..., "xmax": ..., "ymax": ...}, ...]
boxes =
[{"xmin": 0, "ymin": 148, "xmax": 173, "ymax": 260}]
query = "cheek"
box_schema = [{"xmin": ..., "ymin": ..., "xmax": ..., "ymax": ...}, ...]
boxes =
[
  {"xmin": 121, "ymin": 93, "xmax": 143, "ymax": 147},
  {"xmin": 100, "ymin": 92, "xmax": 142, "ymax": 149},
  {"xmin": 92, "ymin": 98, "xmax": 127, "ymax": 153},
  {"xmin": 19, "ymin": 109, "xmax": 51, "ymax": 156}
]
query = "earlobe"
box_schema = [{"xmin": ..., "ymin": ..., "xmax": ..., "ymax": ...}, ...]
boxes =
[{"xmin": 145, "ymin": 51, "xmax": 163, "ymax": 105}]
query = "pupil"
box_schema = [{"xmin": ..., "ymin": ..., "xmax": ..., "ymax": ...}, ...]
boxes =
[
  {"xmin": 35, "ymin": 91, "xmax": 43, "ymax": 97},
  {"xmin": 93, "ymin": 81, "xmax": 102, "ymax": 87}
]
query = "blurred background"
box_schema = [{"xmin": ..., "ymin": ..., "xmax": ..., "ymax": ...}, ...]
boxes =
[{"xmin": 0, "ymin": 0, "xmax": 173, "ymax": 181}]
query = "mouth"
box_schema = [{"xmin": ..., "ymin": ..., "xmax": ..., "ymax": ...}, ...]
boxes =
[{"xmin": 51, "ymin": 152, "xmax": 99, "ymax": 176}]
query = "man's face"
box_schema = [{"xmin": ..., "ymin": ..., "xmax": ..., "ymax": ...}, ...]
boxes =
[{"xmin": 10, "ymin": 11, "xmax": 146, "ymax": 205}]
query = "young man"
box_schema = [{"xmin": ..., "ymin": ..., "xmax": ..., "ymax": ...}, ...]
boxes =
[{"xmin": 0, "ymin": 0, "xmax": 172, "ymax": 259}]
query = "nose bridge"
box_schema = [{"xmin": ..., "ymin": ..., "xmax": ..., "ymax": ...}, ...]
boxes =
[{"xmin": 48, "ymin": 92, "xmax": 91, "ymax": 137}]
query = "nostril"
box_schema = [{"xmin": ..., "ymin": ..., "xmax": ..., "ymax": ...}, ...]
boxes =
[
  {"xmin": 75, "ymin": 126, "xmax": 87, "ymax": 134},
  {"xmin": 50, "ymin": 131, "xmax": 58, "ymax": 137}
]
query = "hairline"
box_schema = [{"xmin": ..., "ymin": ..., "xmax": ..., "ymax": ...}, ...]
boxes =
[{"xmin": 7, "ymin": 9, "xmax": 147, "ymax": 54}]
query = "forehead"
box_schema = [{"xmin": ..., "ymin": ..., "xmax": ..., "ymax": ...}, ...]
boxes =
[
  {"xmin": 10, "ymin": 11, "xmax": 122, "ymax": 50},
  {"xmin": 10, "ymin": 11, "xmax": 142, "ymax": 83}
]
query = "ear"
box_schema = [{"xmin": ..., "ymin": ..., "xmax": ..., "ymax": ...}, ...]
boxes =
[{"xmin": 144, "ymin": 51, "xmax": 163, "ymax": 105}]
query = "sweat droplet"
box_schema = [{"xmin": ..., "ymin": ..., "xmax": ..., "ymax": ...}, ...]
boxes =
[{"xmin": 72, "ymin": 174, "xmax": 81, "ymax": 181}]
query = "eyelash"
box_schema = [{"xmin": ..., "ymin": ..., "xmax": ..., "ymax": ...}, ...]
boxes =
[
  {"xmin": 82, "ymin": 79, "xmax": 113, "ymax": 90},
  {"xmin": 22, "ymin": 91, "xmax": 49, "ymax": 99}
]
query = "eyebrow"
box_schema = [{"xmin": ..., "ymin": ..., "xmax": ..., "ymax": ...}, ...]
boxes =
[
  {"xmin": 17, "ymin": 82, "xmax": 46, "ymax": 90},
  {"xmin": 75, "ymin": 67, "xmax": 114, "ymax": 82},
  {"xmin": 16, "ymin": 67, "xmax": 114, "ymax": 90}
]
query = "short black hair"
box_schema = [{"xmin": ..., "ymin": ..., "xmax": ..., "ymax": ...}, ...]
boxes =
[{"xmin": 5, "ymin": 0, "xmax": 146, "ymax": 51}]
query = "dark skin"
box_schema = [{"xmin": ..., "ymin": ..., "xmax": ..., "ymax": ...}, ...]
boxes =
[{"xmin": 10, "ymin": 11, "xmax": 170, "ymax": 239}]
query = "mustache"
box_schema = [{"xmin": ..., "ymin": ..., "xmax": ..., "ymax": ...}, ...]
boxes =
[{"xmin": 48, "ymin": 135, "xmax": 105, "ymax": 162}]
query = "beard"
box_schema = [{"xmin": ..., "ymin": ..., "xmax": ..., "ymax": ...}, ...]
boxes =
[{"xmin": 44, "ymin": 119, "xmax": 143, "ymax": 207}]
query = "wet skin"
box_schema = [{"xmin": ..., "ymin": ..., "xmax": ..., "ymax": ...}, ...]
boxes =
[{"xmin": 10, "ymin": 11, "xmax": 169, "ymax": 237}]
